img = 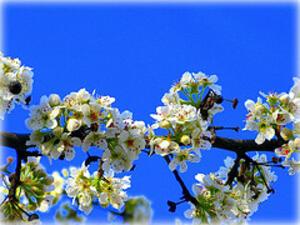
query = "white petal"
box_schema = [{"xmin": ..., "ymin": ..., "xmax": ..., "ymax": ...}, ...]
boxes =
[
  {"xmin": 168, "ymin": 159, "xmax": 177, "ymax": 171},
  {"xmin": 255, "ymin": 133, "xmax": 265, "ymax": 145},
  {"xmin": 265, "ymin": 127, "xmax": 275, "ymax": 140}
]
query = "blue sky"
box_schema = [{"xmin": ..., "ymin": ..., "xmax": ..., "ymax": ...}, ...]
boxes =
[{"xmin": 2, "ymin": 2, "xmax": 298, "ymax": 223}]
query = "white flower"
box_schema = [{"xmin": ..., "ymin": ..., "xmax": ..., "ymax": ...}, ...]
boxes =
[
  {"xmin": 102, "ymin": 146, "xmax": 134, "ymax": 172},
  {"xmin": 123, "ymin": 196, "xmax": 152, "ymax": 224},
  {"xmin": 66, "ymin": 117, "xmax": 82, "ymax": 132},
  {"xmin": 252, "ymin": 154, "xmax": 277, "ymax": 183},
  {"xmin": 161, "ymin": 92, "xmax": 180, "ymax": 105},
  {"xmin": 26, "ymin": 95, "xmax": 60, "ymax": 130},
  {"xmin": 47, "ymin": 133, "xmax": 81, "ymax": 161},
  {"xmin": 96, "ymin": 95, "xmax": 115, "ymax": 106},
  {"xmin": 82, "ymin": 131, "xmax": 107, "ymax": 151},
  {"xmin": 0, "ymin": 97, "xmax": 14, "ymax": 119},
  {"xmin": 150, "ymin": 105, "xmax": 171, "ymax": 122},
  {"xmin": 275, "ymin": 140, "xmax": 295, "ymax": 158},
  {"xmin": 179, "ymin": 72, "xmax": 194, "ymax": 88},
  {"xmin": 255, "ymin": 122, "xmax": 275, "ymax": 144},
  {"xmin": 63, "ymin": 88, "xmax": 91, "ymax": 108},
  {"xmin": 49, "ymin": 171, "xmax": 64, "ymax": 203},
  {"xmin": 65, "ymin": 163, "xmax": 94, "ymax": 215},
  {"xmin": 150, "ymin": 138, "xmax": 180, "ymax": 156},
  {"xmin": 106, "ymin": 108, "xmax": 132, "ymax": 130},
  {"xmin": 38, "ymin": 195, "xmax": 54, "ymax": 212},
  {"xmin": 193, "ymin": 72, "xmax": 222, "ymax": 95},
  {"xmin": 0, "ymin": 52, "xmax": 33, "ymax": 119},
  {"xmin": 151, "ymin": 104, "xmax": 198, "ymax": 127},
  {"xmin": 282, "ymin": 159, "xmax": 300, "ymax": 175},
  {"xmin": 216, "ymin": 156, "xmax": 235, "ymax": 180},
  {"xmin": 118, "ymin": 129, "xmax": 146, "ymax": 153},
  {"xmin": 97, "ymin": 171, "xmax": 131, "ymax": 210},
  {"xmin": 169, "ymin": 149, "xmax": 200, "ymax": 173},
  {"xmin": 81, "ymin": 102, "xmax": 102, "ymax": 127},
  {"xmin": 191, "ymin": 128, "xmax": 212, "ymax": 150}
]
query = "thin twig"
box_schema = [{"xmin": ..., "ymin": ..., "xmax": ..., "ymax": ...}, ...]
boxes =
[{"xmin": 163, "ymin": 156, "xmax": 199, "ymax": 206}]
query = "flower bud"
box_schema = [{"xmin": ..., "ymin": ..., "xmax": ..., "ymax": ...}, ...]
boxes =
[
  {"xmin": 159, "ymin": 120, "xmax": 171, "ymax": 129},
  {"xmin": 279, "ymin": 94, "xmax": 290, "ymax": 105},
  {"xmin": 255, "ymin": 104, "xmax": 265, "ymax": 112},
  {"xmin": 203, "ymin": 190, "xmax": 211, "ymax": 199},
  {"xmin": 67, "ymin": 118, "xmax": 81, "ymax": 132},
  {"xmin": 280, "ymin": 128, "xmax": 293, "ymax": 141},
  {"xmin": 294, "ymin": 138, "xmax": 300, "ymax": 148},
  {"xmin": 27, "ymin": 205, "xmax": 37, "ymax": 211},
  {"xmin": 180, "ymin": 135, "xmax": 191, "ymax": 145},
  {"xmin": 36, "ymin": 169, "xmax": 46, "ymax": 177},
  {"xmin": 45, "ymin": 176, "xmax": 54, "ymax": 185},
  {"xmin": 48, "ymin": 94, "xmax": 61, "ymax": 107},
  {"xmin": 62, "ymin": 168, "xmax": 69, "ymax": 178},
  {"xmin": 53, "ymin": 127, "xmax": 64, "ymax": 137}
]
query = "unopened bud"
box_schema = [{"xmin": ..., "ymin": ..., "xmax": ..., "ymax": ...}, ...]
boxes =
[
  {"xmin": 53, "ymin": 127, "xmax": 64, "ymax": 137},
  {"xmin": 279, "ymin": 94, "xmax": 290, "ymax": 105},
  {"xmin": 67, "ymin": 118, "xmax": 81, "ymax": 132},
  {"xmin": 159, "ymin": 120, "xmax": 171, "ymax": 129},
  {"xmin": 255, "ymin": 104, "xmax": 265, "ymax": 112},
  {"xmin": 180, "ymin": 135, "xmax": 191, "ymax": 145},
  {"xmin": 294, "ymin": 138, "xmax": 300, "ymax": 148},
  {"xmin": 62, "ymin": 168, "xmax": 69, "ymax": 178},
  {"xmin": 280, "ymin": 128, "xmax": 293, "ymax": 141},
  {"xmin": 48, "ymin": 94, "xmax": 61, "ymax": 107},
  {"xmin": 203, "ymin": 190, "xmax": 211, "ymax": 199}
]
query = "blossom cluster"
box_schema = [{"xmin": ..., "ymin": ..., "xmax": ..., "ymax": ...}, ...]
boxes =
[
  {"xmin": 244, "ymin": 77, "xmax": 300, "ymax": 174},
  {"xmin": 26, "ymin": 89, "xmax": 146, "ymax": 172},
  {"xmin": 65, "ymin": 163, "xmax": 131, "ymax": 215},
  {"xmin": 0, "ymin": 157, "xmax": 64, "ymax": 222},
  {"xmin": 185, "ymin": 154, "xmax": 277, "ymax": 224},
  {"xmin": 121, "ymin": 196, "xmax": 152, "ymax": 224},
  {"xmin": 150, "ymin": 72, "xmax": 223, "ymax": 172},
  {"xmin": 0, "ymin": 52, "xmax": 33, "ymax": 119}
]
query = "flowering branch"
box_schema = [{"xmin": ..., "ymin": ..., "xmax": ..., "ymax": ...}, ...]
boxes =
[
  {"xmin": 1, "ymin": 52, "xmax": 299, "ymax": 224},
  {"xmin": 212, "ymin": 136, "xmax": 286, "ymax": 153},
  {"xmin": 0, "ymin": 132, "xmax": 286, "ymax": 156},
  {"xmin": 0, "ymin": 131, "xmax": 286, "ymax": 214}
]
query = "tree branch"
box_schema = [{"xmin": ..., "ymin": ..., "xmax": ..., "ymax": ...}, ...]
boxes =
[
  {"xmin": 0, "ymin": 131, "xmax": 286, "ymax": 211},
  {"xmin": 212, "ymin": 136, "xmax": 286, "ymax": 153},
  {"xmin": 0, "ymin": 132, "xmax": 31, "ymax": 150},
  {"xmin": 0, "ymin": 132, "xmax": 286, "ymax": 154},
  {"xmin": 8, "ymin": 148, "xmax": 22, "ymax": 201},
  {"xmin": 163, "ymin": 156, "xmax": 199, "ymax": 206}
]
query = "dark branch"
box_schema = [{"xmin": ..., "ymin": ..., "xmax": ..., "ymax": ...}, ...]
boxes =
[
  {"xmin": 0, "ymin": 132, "xmax": 31, "ymax": 150},
  {"xmin": 163, "ymin": 156, "xmax": 199, "ymax": 206},
  {"xmin": 8, "ymin": 148, "xmax": 22, "ymax": 201},
  {"xmin": 0, "ymin": 131, "xmax": 286, "ymax": 212},
  {"xmin": 212, "ymin": 136, "xmax": 286, "ymax": 153},
  {"xmin": 0, "ymin": 132, "xmax": 286, "ymax": 154}
]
